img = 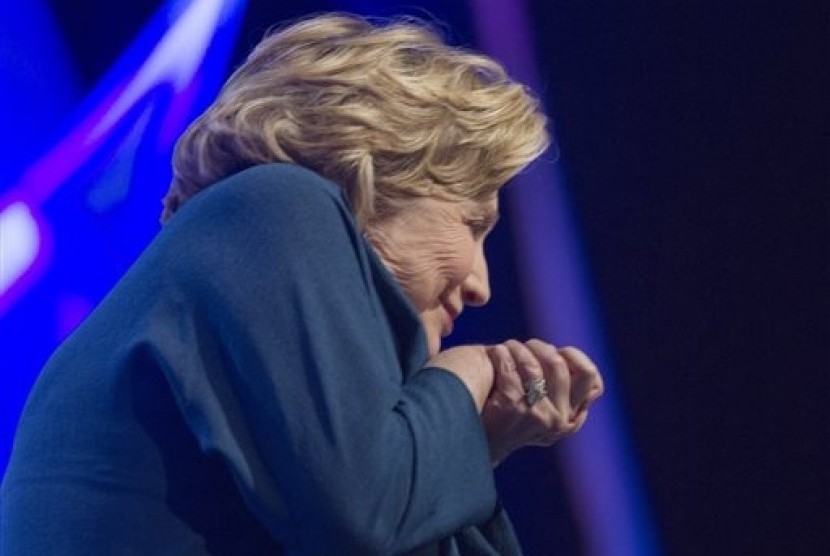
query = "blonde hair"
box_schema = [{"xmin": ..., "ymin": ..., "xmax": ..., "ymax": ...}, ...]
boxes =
[{"xmin": 162, "ymin": 13, "xmax": 549, "ymax": 227}]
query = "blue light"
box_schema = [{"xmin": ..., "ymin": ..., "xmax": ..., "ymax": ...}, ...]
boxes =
[
  {"xmin": 0, "ymin": 0, "xmax": 81, "ymax": 186},
  {"xmin": 0, "ymin": 0, "xmax": 248, "ymax": 477}
]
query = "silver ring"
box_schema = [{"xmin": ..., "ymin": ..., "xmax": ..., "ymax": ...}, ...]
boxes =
[{"xmin": 523, "ymin": 377, "xmax": 548, "ymax": 407}]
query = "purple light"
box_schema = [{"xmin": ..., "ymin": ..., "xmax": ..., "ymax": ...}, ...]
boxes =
[
  {"xmin": 0, "ymin": 203, "xmax": 40, "ymax": 294},
  {"xmin": 0, "ymin": 198, "xmax": 53, "ymax": 317},
  {"xmin": 468, "ymin": 0, "xmax": 661, "ymax": 554},
  {"xmin": 0, "ymin": 0, "xmax": 248, "ymax": 317}
]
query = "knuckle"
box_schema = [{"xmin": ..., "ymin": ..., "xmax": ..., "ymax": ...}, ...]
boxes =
[
  {"xmin": 504, "ymin": 339, "xmax": 524, "ymax": 351},
  {"xmin": 550, "ymin": 353, "xmax": 567, "ymax": 368},
  {"xmin": 527, "ymin": 338, "xmax": 558, "ymax": 358},
  {"xmin": 515, "ymin": 351, "xmax": 541, "ymax": 371},
  {"xmin": 526, "ymin": 338, "xmax": 551, "ymax": 350},
  {"xmin": 490, "ymin": 344, "xmax": 509, "ymax": 361},
  {"xmin": 563, "ymin": 346, "xmax": 600, "ymax": 372},
  {"xmin": 534, "ymin": 406, "xmax": 559, "ymax": 429}
]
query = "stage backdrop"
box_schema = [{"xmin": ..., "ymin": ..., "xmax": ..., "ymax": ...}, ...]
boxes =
[{"xmin": 1, "ymin": 1, "xmax": 825, "ymax": 555}]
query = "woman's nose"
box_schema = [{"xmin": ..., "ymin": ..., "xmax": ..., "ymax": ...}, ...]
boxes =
[{"xmin": 461, "ymin": 251, "xmax": 491, "ymax": 307}]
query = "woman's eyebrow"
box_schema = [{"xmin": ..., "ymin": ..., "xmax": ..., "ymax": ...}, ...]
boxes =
[{"xmin": 465, "ymin": 202, "xmax": 499, "ymax": 221}]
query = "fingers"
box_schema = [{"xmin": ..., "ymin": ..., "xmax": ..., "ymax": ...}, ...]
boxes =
[
  {"xmin": 482, "ymin": 344, "xmax": 528, "ymax": 464},
  {"xmin": 486, "ymin": 344, "xmax": 524, "ymax": 402},
  {"xmin": 502, "ymin": 341, "xmax": 543, "ymax": 405},
  {"xmin": 558, "ymin": 346, "xmax": 604, "ymax": 418},
  {"xmin": 480, "ymin": 339, "xmax": 603, "ymax": 462},
  {"xmin": 504, "ymin": 339, "xmax": 575, "ymax": 444},
  {"xmin": 524, "ymin": 339, "xmax": 572, "ymax": 415}
]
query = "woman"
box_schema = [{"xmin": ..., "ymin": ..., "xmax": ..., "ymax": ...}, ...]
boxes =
[{"xmin": 1, "ymin": 13, "xmax": 603, "ymax": 555}]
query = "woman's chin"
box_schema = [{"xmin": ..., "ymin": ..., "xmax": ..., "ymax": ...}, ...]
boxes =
[{"xmin": 426, "ymin": 333, "xmax": 441, "ymax": 358}]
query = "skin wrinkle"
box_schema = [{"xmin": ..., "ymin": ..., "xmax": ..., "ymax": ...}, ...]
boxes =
[{"xmin": 365, "ymin": 196, "xmax": 497, "ymax": 357}]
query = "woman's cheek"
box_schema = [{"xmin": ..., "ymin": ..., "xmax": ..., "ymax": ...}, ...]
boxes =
[{"xmin": 441, "ymin": 252, "xmax": 475, "ymax": 286}]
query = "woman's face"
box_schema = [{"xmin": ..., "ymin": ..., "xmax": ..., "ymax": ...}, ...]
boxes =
[{"xmin": 366, "ymin": 196, "xmax": 499, "ymax": 357}]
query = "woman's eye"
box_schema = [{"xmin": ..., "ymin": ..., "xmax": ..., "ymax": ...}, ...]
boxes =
[{"xmin": 467, "ymin": 219, "xmax": 490, "ymax": 237}]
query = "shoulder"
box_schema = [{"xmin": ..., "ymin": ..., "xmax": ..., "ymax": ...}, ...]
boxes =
[
  {"xmin": 157, "ymin": 164, "xmax": 365, "ymax": 271},
  {"xmin": 167, "ymin": 163, "xmax": 349, "ymax": 229},
  {"xmin": 213, "ymin": 163, "xmax": 346, "ymax": 212}
]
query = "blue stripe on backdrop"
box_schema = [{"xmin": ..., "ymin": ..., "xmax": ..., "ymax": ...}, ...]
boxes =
[
  {"xmin": 0, "ymin": 0, "xmax": 248, "ymax": 477},
  {"xmin": 468, "ymin": 1, "xmax": 661, "ymax": 554},
  {"xmin": 0, "ymin": 0, "xmax": 81, "ymax": 476},
  {"xmin": 0, "ymin": 0, "xmax": 81, "ymax": 187}
]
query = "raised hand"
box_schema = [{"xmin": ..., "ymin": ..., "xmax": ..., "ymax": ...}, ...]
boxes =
[{"xmin": 481, "ymin": 339, "xmax": 603, "ymax": 465}]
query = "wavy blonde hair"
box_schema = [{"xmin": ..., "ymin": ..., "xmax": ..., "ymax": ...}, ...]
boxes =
[{"xmin": 162, "ymin": 13, "xmax": 549, "ymax": 227}]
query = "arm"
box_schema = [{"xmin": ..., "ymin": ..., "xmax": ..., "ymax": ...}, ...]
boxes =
[{"xmin": 146, "ymin": 165, "xmax": 497, "ymax": 555}]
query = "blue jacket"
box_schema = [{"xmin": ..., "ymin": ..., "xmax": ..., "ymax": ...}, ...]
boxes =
[{"xmin": 1, "ymin": 164, "xmax": 523, "ymax": 555}]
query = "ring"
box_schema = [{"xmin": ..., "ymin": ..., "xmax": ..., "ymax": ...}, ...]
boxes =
[{"xmin": 523, "ymin": 377, "xmax": 548, "ymax": 407}]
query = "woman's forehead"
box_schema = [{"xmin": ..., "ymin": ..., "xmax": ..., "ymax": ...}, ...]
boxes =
[{"xmin": 388, "ymin": 195, "xmax": 499, "ymax": 225}]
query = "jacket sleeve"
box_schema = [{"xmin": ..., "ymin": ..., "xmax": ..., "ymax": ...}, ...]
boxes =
[{"xmin": 141, "ymin": 164, "xmax": 498, "ymax": 555}]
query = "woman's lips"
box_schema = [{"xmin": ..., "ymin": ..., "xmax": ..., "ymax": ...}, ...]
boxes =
[{"xmin": 441, "ymin": 305, "xmax": 459, "ymax": 337}]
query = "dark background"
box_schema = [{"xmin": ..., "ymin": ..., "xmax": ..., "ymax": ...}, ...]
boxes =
[
  {"xmin": 529, "ymin": 2, "xmax": 828, "ymax": 555},
  {"xmin": 27, "ymin": 0, "xmax": 830, "ymax": 554}
]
